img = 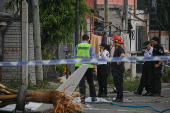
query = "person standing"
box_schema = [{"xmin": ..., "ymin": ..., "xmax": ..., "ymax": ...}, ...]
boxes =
[
  {"xmin": 111, "ymin": 36, "xmax": 125, "ymax": 102},
  {"xmin": 97, "ymin": 43, "xmax": 110, "ymax": 97},
  {"xmin": 74, "ymin": 34, "xmax": 97, "ymax": 104},
  {"xmin": 150, "ymin": 37, "xmax": 164, "ymax": 96},
  {"xmin": 134, "ymin": 41, "xmax": 153, "ymax": 95}
]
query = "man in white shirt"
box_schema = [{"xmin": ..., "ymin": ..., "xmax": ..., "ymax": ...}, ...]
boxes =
[
  {"xmin": 97, "ymin": 43, "xmax": 110, "ymax": 97},
  {"xmin": 134, "ymin": 41, "xmax": 153, "ymax": 95}
]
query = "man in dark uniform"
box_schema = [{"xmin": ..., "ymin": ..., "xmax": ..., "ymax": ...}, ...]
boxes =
[
  {"xmin": 150, "ymin": 37, "xmax": 164, "ymax": 96},
  {"xmin": 111, "ymin": 36, "xmax": 125, "ymax": 102}
]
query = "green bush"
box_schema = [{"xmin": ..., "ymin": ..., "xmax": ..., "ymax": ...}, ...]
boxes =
[
  {"xmin": 123, "ymin": 78, "xmax": 140, "ymax": 91},
  {"xmin": 165, "ymin": 67, "xmax": 170, "ymax": 79},
  {"xmin": 124, "ymin": 70, "xmax": 131, "ymax": 79},
  {"xmin": 162, "ymin": 67, "xmax": 170, "ymax": 82},
  {"xmin": 8, "ymin": 74, "xmax": 21, "ymax": 90},
  {"xmin": 107, "ymin": 76, "xmax": 114, "ymax": 84},
  {"xmin": 94, "ymin": 82, "xmax": 99, "ymax": 87},
  {"xmin": 108, "ymin": 84, "xmax": 115, "ymax": 88}
]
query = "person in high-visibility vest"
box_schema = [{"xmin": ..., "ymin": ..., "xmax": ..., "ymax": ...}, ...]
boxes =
[{"xmin": 74, "ymin": 34, "xmax": 97, "ymax": 104}]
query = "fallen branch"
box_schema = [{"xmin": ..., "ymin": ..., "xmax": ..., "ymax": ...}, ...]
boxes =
[
  {"xmin": 0, "ymin": 94, "xmax": 17, "ymax": 100},
  {"xmin": 0, "ymin": 84, "xmax": 83, "ymax": 113},
  {"xmin": 0, "ymin": 84, "xmax": 18, "ymax": 94},
  {"xmin": 0, "ymin": 89, "xmax": 13, "ymax": 95}
]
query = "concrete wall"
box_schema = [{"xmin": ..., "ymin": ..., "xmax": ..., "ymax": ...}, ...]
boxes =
[
  {"xmin": 97, "ymin": 4, "xmax": 149, "ymax": 51},
  {"xmin": 2, "ymin": 22, "xmax": 35, "ymax": 85},
  {"xmin": 129, "ymin": 8, "xmax": 149, "ymax": 51},
  {"xmin": 97, "ymin": 4, "xmax": 123, "ymax": 33}
]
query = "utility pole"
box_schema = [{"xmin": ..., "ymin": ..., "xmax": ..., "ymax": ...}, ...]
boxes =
[
  {"xmin": 159, "ymin": 0, "xmax": 162, "ymax": 44},
  {"xmin": 22, "ymin": 0, "xmax": 28, "ymax": 86},
  {"xmin": 75, "ymin": 0, "xmax": 79, "ymax": 47},
  {"xmin": 105, "ymin": 0, "xmax": 108, "ymax": 31},
  {"xmin": 125, "ymin": 0, "xmax": 128, "ymax": 33},
  {"xmin": 94, "ymin": 0, "xmax": 97, "ymax": 10}
]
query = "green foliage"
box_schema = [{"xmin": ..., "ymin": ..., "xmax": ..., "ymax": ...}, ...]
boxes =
[
  {"xmin": 166, "ymin": 67, "xmax": 170, "ymax": 78},
  {"xmin": 43, "ymin": 47, "xmax": 52, "ymax": 59},
  {"xmin": 55, "ymin": 64, "xmax": 66, "ymax": 73},
  {"xmin": 162, "ymin": 67, "xmax": 170, "ymax": 82},
  {"xmin": 27, "ymin": 78, "xmax": 56, "ymax": 91},
  {"xmin": 5, "ymin": 0, "xmax": 94, "ymax": 58},
  {"xmin": 123, "ymin": 70, "xmax": 131, "ymax": 79},
  {"xmin": 123, "ymin": 78, "xmax": 140, "ymax": 91},
  {"xmin": 39, "ymin": 0, "xmax": 93, "ymax": 43},
  {"xmin": 7, "ymin": 74, "xmax": 57, "ymax": 91},
  {"xmin": 94, "ymin": 82, "xmax": 99, "ymax": 87},
  {"xmin": 107, "ymin": 76, "xmax": 114, "ymax": 84},
  {"xmin": 108, "ymin": 84, "xmax": 115, "ymax": 88},
  {"xmin": 8, "ymin": 74, "xmax": 21, "ymax": 89}
]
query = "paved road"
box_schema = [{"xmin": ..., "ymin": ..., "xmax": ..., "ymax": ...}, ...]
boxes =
[
  {"xmin": 33, "ymin": 83, "xmax": 170, "ymax": 113},
  {"xmin": 84, "ymin": 83, "xmax": 170, "ymax": 113}
]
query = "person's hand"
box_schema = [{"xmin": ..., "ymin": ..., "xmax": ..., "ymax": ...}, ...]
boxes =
[
  {"xmin": 117, "ymin": 61, "xmax": 121, "ymax": 65},
  {"xmin": 94, "ymin": 68, "xmax": 97, "ymax": 76},
  {"xmin": 101, "ymin": 48, "xmax": 104, "ymax": 53},
  {"xmin": 155, "ymin": 64, "xmax": 160, "ymax": 68}
]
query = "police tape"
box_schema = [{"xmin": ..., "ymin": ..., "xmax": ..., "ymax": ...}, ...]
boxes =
[
  {"xmin": 126, "ymin": 61, "xmax": 170, "ymax": 67},
  {"xmin": 0, "ymin": 55, "xmax": 170, "ymax": 66},
  {"xmin": 129, "ymin": 61, "xmax": 170, "ymax": 67}
]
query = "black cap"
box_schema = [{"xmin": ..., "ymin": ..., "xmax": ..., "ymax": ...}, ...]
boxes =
[
  {"xmin": 143, "ymin": 41, "xmax": 150, "ymax": 49},
  {"xmin": 99, "ymin": 43, "xmax": 107, "ymax": 48},
  {"xmin": 151, "ymin": 37, "xmax": 159, "ymax": 42}
]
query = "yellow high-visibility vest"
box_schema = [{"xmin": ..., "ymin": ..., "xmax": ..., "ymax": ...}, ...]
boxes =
[{"xmin": 75, "ymin": 43, "xmax": 93, "ymax": 68}]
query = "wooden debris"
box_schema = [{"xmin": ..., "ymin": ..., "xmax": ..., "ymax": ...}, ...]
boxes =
[
  {"xmin": 0, "ymin": 84, "xmax": 84, "ymax": 113},
  {"xmin": 0, "ymin": 84, "xmax": 18, "ymax": 94}
]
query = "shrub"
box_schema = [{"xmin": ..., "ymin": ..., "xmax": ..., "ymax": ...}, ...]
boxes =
[
  {"xmin": 107, "ymin": 76, "xmax": 114, "ymax": 84},
  {"xmin": 123, "ymin": 80, "xmax": 140, "ymax": 91},
  {"xmin": 124, "ymin": 70, "xmax": 131, "ymax": 79},
  {"xmin": 166, "ymin": 67, "xmax": 170, "ymax": 79},
  {"xmin": 55, "ymin": 64, "xmax": 66, "ymax": 73}
]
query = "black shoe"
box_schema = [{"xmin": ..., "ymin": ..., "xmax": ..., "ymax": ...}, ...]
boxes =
[
  {"xmin": 134, "ymin": 90, "xmax": 142, "ymax": 95},
  {"xmin": 97, "ymin": 94, "xmax": 102, "ymax": 97},
  {"xmin": 142, "ymin": 92, "xmax": 153, "ymax": 96},
  {"xmin": 91, "ymin": 97, "xmax": 97, "ymax": 102},
  {"xmin": 153, "ymin": 93, "xmax": 161, "ymax": 97},
  {"xmin": 101, "ymin": 94, "xmax": 107, "ymax": 97},
  {"xmin": 112, "ymin": 98, "xmax": 123, "ymax": 102}
]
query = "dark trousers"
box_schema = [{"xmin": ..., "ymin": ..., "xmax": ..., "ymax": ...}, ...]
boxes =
[
  {"xmin": 153, "ymin": 68, "xmax": 162, "ymax": 94},
  {"xmin": 97, "ymin": 64, "xmax": 107, "ymax": 95},
  {"xmin": 112, "ymin": 71, "xmax": 124, "ymax": 99},
  {"xmin": 76, "ymin": 68, "xmax": 96, "ymax": 101},
  {"xmin": 138, "ymin": 62, "xmax": 153, "ymax": 93}
]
